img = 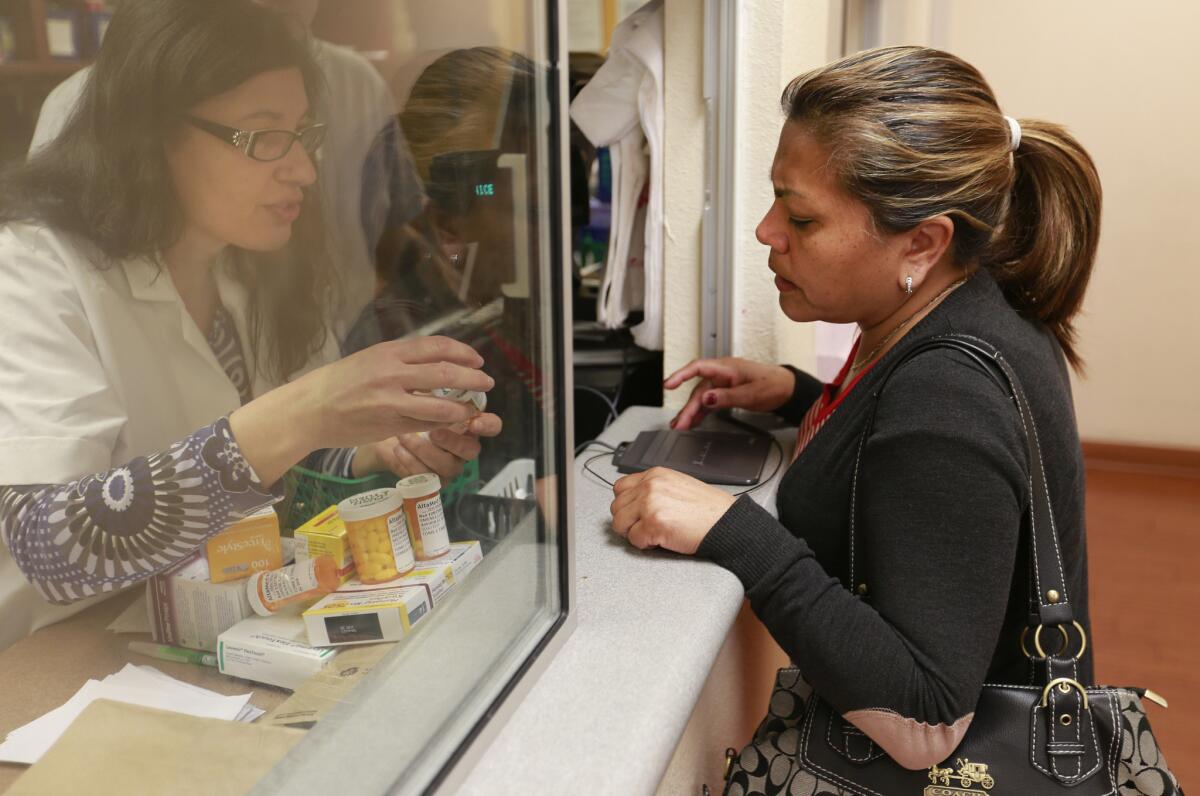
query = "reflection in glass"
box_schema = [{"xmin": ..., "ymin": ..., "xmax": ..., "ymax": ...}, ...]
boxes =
[{"xmin": 0, "ymin": 0, "xmax": 566, "ymax": 791}]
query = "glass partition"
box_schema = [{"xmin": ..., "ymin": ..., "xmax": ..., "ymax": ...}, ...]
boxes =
[{"xmin": 0, "ymin": 0, "xmax": 570, "ymax": 791}]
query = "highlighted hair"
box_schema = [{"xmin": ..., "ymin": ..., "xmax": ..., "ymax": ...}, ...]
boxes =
[{"xmin": 782, "ymin": 46, "xmax": 1102, "ymax": 370}]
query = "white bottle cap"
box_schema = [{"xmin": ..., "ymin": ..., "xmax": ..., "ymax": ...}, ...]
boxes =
[
  {"xmin": 396, "ymin": 472, "xmax": 442, "ymax": 499},
  {"xmin": 338, "ymin": 487, "xmax": 403, "ymax": 521},
  {"xmin": 431, "ymin": 388, "xmax": 487, "ymax": 412}
]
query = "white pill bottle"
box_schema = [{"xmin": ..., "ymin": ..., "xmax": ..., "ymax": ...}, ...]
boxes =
[{"xmin": 397, "ymin": 473, "xmax": 451, "ymax": 560}]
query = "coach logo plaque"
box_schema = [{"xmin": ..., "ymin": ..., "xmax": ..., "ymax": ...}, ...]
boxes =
[{"xmin": 924, "ymin": 758, "xmax": 996, "ymax": 795}]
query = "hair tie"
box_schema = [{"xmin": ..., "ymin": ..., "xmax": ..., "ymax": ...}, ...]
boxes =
[{"xmin": 1004, "ymin": 115, "xmax": 1022, "ymax": 152}]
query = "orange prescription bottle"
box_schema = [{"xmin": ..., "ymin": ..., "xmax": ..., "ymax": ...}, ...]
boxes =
[
  {"xmin": 338, "ymin": 488, "xmax": 416, "ymax": 583},
  {"xmin": 397, "ymin": 473, "xmax": 450, "ymax": 560},
  {"xmin": 247, "ymin": 556, "xmax": 339, "ymax": 616}
]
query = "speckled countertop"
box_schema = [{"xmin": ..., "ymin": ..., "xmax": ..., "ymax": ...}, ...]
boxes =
[{"xmin": 457, "ymin": 406, "xmax": 792, "ymax": 795}]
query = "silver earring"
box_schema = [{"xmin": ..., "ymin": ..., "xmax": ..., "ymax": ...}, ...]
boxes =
[{"xmin": 904, "ymin": 276, "xmax": 914, "ymax": 295}]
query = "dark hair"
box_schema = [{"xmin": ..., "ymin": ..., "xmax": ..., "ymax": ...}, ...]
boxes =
[
  {"xmin": 781, "ymin": 46, "xmax": 1102, "ymax": 370},
  {"xmin": 0, "ymin": 0, "xmax": 332, "ymax": 381}
]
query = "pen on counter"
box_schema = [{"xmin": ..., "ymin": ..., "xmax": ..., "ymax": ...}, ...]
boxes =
[{"xmin": 128, "ymin": 640, "xmax": 218, "ymax": 668}]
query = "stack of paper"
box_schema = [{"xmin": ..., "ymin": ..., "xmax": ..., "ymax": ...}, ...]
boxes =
[{"xmin": 0, "ymin": 664, "xmax": 260, "ymax": 765}]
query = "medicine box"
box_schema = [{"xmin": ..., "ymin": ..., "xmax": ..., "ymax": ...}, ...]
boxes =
[
  {"xmin": 303, "ymin": 584, "xmax": 430, "ymax": 647},
  {"xmin": 218, "ymin": 612, "xmax": 338, "ymax": 691},
  {"xmin": 333, "ymin": 539, "xmax": 482, "ymax": 606},
  {"xmin": 293, "ymin": 505, "xmax": 356, "ymax": 584},
  {"xmin": 383, "ymin": 541, "xmax": 482, "ymax": 606},
  {"xmin": 147, "ymin": 552, "xmax": 253, "ymax": 652},
  {"xmin": 205, "ymin": 506, "xmax": 282, "ymax": 583}
]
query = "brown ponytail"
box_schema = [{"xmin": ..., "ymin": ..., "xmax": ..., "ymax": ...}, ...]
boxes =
[
  {"xmin": 992, "ymin": 121, "xmax": 1102, "ymax": 370},
  {"xmin": 781, "ymin": 46, "xmax": 1102, "ymax": 370}
]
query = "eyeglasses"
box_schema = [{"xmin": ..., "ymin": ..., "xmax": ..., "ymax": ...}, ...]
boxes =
[{"xmin": 187, "ymin": 116, "xmax": 327, "ymax": 162}]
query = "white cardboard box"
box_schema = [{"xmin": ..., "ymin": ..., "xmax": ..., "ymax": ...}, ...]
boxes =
[
  {"xmin": 398, "ymin": 541, "xmax": 483, "ymax": 606},
  {"xmin": 303, "ymin": 585, "xmax": 430, "ymax": 647},
  {"xmin": 335, "ymin": 540, "xmax": 483, "ymax": 607},
  {"xmin": 218, "ymin": 612, "xmax": 337, "ymax": 691},
  {"xmin": 146, "ymin": 552, "xmax": 253, "ymax": 652}
]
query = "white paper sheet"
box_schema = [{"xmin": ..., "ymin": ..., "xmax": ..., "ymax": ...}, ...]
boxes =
[{"xmin": 0, "ymin": 665, "xmax": 252, "ymax": 765}]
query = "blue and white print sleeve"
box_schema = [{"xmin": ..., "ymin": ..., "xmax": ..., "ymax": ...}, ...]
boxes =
[{"xmin": 0, "ymin": 417, "xmax": 282, "ymax": 605}]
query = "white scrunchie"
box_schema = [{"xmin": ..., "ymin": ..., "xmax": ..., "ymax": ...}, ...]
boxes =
[{"xmin": 1004, "ymin": 115, "xmax": 1022, "ymax": 152}]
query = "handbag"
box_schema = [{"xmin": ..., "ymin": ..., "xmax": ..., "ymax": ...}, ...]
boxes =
[{"xmin": 722, "ymin": 334, "xmax": 1183, "ymax": 796}]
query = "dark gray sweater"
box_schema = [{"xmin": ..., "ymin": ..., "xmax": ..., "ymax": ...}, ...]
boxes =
[{"xmin": 698, "ymin": 268, "xmax": 1091, "ymax": 763}]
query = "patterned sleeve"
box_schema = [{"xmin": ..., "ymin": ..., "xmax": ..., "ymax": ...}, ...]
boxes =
[{"xmin": 0, "ymin": 417, "xmax": 282, "ymax": 605}]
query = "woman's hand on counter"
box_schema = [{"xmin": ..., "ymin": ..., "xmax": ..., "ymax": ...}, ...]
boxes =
[
  {"xmin": 230, "ymin": 336, "xmax": 493, "ymax": 486},
  {"xmin": 609, "ymin": 467, "xmax": 736, "ymax": 555},
  {"xmin": 352, "ymin": 412, "xmax": 503, "ymax": 482},
  {"xmin": 663, "ymin": 357, "xmax": 795, "ymax": 430}
]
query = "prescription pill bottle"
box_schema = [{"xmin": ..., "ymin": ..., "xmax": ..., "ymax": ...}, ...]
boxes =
[
  {"xmin": 338, "ymin": 488, "xmax": 416, "ymax": 584},
  {"xmin": 247, "ymin": 556, "xmax": 339, "ymax": 616},
  {"xmin": 397, "ymin": 473, "xmax": 451, "ymax": 560}
]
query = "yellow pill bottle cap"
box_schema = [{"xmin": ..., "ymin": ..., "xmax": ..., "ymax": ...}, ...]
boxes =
[{"xmin": 338, "ymin": 487, "xmax": 403, "ymax": 521}]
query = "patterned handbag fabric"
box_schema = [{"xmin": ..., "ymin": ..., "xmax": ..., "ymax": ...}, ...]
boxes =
[
  {"xmin": 721, "ymin": 337, "xmax": 1183, "ymax": 796},
  {"xmin": 723, "ymin": 669, "xmax": 1182, "ymax": 796}
]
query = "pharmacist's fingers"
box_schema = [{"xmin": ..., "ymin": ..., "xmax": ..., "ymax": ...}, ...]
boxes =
[
  {"xmin": 388, "ymin": 336, "xmax": 485, "ymax": 368},
  {"xmin": 464, "ymin": 412, "xmax": 503, "ymax": 438},
  {"xmin": 426, "ymin": 428, "xmax": 484, "ymax": 462},
  {"xmin": 406, "ymin": 432, "xmax": 472, "ymax": 474},
  {"xmin": 392, "ymin": 394, "xmax": 479, "ymax": 427},
  {"xmin": 383, "ymin": 438, "xmax": 426, "ymax": 478},
  {"xmin": 391, "ymin": 361, "xmax": 495, "ymax": 394}
]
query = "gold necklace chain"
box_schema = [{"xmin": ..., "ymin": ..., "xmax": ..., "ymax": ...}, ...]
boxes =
[{"xmin": 849, "ymin": 278, "xmax": 968, "ymax": 376}]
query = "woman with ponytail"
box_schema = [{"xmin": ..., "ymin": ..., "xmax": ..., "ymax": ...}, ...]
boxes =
[{"xmin": 607, "ymin": 46, "xmax": 1124, "ymax": 774}]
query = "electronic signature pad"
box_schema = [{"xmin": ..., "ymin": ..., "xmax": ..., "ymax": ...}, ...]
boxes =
[{"xmin": 612, "ymin": 429, "xmax": 771, "ymax": 486}]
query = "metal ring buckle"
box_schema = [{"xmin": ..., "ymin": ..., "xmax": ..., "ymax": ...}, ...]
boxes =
[
  {"xmin": 1021, "ymin": 624, "xmax": 1068, "ymax": 659},
  {"xmin": 1033, "ymin": 620, "xmax": 1088, "ymax": 660},
  {"xmin": 1041, "ymin": 677, "xmax": 1089, "ymax": 710}
]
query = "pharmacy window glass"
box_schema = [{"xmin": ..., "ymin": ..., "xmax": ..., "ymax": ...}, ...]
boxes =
[{"xmin": 0, "ymin": 0, "xmax": 571, "ymax": 791}]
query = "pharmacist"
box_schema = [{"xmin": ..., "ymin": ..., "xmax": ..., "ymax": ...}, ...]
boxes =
[{"xmin": 0, "ymin": 0, "xmax": 500, "ymax": 653}]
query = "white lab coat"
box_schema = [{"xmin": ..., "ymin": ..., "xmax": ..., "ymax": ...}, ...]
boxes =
[
  {"xmin": 569, "ymin": 0, "xmax": 664, "ymax": 350},
  {"xmin": 0, "ymin": 223, "xmax": 340, "ymax": 652},
  {"xmin": 28, "ymin": 41, "xmax": 420, "ymax": 339}
]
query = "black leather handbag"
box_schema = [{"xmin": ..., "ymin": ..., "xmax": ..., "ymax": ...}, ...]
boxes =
[{"xmin": 722, "ymin": 335, "xmax": 1182, "ymax": 796}]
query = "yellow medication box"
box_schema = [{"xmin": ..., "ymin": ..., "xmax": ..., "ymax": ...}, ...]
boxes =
[
  {"xmin": 303, "ymin": 585, "xmax": 430, "ymax": 647},
  {"xmin": 293, "ymin": 505, "xmax": 356, "ymax": 584},
  {"xmin": 205, "ymin": 506, "xmax": 282, "ymax": 583}
]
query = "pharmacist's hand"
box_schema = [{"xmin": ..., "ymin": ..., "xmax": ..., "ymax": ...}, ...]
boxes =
[
  {"xmin": 352, "ymin": 413, "xmax": 503, "ymax": 482},
  {"xmin": 297, "ymin": 336, "xmax": 494, "ymax": 449},
  {"xmin": 609, "ymin": 467, "xmax": 735, "ymax": 555},
  {"xmin": 664, "ymin": 357, "xmax": 795, "ymax": 431}
]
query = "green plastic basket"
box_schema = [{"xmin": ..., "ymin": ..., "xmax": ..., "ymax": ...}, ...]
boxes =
[{"xmin": 278, "ymin": 459, "xmax": 480, "ymax": 532}]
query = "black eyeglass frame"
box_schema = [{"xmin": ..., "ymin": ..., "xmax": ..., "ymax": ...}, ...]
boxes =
[{"xmin": 187, "ymin": 115, "xmax": 327, "ymax": 162}]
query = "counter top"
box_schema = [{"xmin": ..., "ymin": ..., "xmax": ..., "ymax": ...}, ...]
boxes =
[{"xmin": 458, "ymin": 406, "xmax": 793, "ymax": 794}]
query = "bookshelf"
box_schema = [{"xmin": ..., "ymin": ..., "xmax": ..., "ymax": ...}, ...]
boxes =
[{"xmin": 0, "ymin": 0, "xmax": 97, "ymax": 159}]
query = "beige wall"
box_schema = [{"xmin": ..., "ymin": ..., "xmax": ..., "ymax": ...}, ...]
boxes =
[
  {"xmin": 871, "ymin": 0, "xmax": 1200, "ymax": 448},
  {"xmin": 662, "ymin": 0, "xmax": 840, "ymax": 411}
]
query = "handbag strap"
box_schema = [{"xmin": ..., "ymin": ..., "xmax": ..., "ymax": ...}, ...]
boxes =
[{"xmin": 847, "ymin": 333, "xmax": 1075, "ymax": 628}]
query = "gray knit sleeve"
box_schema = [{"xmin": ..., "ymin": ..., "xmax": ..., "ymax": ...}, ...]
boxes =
[{"xmin": 0, "ymin": 416, "xmax": 281, "ymax": 605}]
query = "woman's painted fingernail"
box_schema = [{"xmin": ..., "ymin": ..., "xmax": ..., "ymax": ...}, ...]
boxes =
[{"xmin": 703, "ymin": 392, "xmax": 717, "ymax": 406}]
